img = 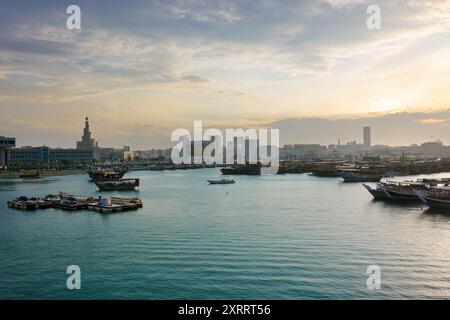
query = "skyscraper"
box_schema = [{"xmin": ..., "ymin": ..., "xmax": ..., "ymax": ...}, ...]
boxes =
[{"xmin": 363, "ymin": 126, "xmax": 371, "ymax": 148}]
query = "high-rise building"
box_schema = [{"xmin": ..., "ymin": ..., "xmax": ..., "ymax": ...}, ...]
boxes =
[
  {"xmin": 363, "ymin": 126, "xmax": 371, "ymax": 148},
  {"xmin": 76, "ymin": 117, "xmax": 98, "ymax": 150}
]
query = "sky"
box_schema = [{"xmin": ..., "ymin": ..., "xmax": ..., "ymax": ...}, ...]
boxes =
[{"xmin": 1, "ymin": 0, "xmax": 450, "ymax": 149}]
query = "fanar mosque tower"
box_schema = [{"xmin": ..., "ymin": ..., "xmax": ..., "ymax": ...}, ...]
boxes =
[{"xmin": 76, "ymin": 117, "xmax": 98, "ymax": 150}]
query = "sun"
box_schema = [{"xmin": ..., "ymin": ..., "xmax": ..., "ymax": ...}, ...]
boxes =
[{"xmin": 372, "ymin": 98, "xmax": 398, "ymax": 113}]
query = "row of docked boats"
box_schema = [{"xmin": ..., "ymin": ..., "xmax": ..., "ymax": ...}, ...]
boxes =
[
  {"xmin": 363, "ymin": 178, "xmax": 450, "ymax": 208},
  {"xmin": 95, "ymin": 178, "xmax": 140, "ymax": 190},
  {"xmin": 7, "ymin": 192, "xmax": 143, "ymax": 213}
]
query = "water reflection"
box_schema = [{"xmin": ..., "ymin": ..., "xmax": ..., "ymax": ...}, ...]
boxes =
[
  {"xmin": 371, "ymin": 199, "xmax": 424, "ymax": 209},
  {"xmin": 422, "ymin": 207, "xmax": 450, "ymax": 220}
]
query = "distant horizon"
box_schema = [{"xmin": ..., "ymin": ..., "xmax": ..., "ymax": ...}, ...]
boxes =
[{"xmin": 3, "ymin": 108, "xmax": 450, "ymax": 150}]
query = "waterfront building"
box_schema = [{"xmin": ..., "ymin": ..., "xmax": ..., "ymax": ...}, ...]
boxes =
[
  {"xmin": 8, "ymin": 146, "xmax": 94, "ymax": 168},
  {"xmin": 363, "ymin": 126, "xmax": 371, "ymax": 148},
  {"xmin": 97, "ymin": 147, "xmax": 134, "ymax": 161},
  {"xmin": 123, "ymin": 146, "xmax": 134, "ymax": 161},
  {"xmin": 49, "ymin": 148, "xmax": 94, "ymax": 165},
  {"xmin": 0, "ymin": 136, "xmax": 15, "ymax": 148},
  {"xmin": 134, "ymin": 148, "xmax": 172, "ymax": 160},
  {"xmin": 9, "ymin": 146, "xmax": 50, "ymax": 167},
  {"xmin": 0, "ymin": 136, "xmax": 16, "ymax": 168},
  {"xmin": 420, "ymin": 141, "xmax": 445, "ymax": 157},
  {"xmin": 280, "ymin": 144, "xmax": 327, "ymax": 160},
  {"xmin": 98, "ymin": 148, "xmax": 121, "ymax": 161}
]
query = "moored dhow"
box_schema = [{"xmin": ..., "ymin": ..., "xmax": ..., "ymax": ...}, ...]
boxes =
[
  {"xmin": 88, "ymin": 169, "xmax": 127, "ymax": 181},
  {"xmin": 363, "ymin": 181, "xmax": 423, "ymax": 200},
  {"xmin": 338, "ymin": 169, "xmax": 384, "ymax": 182},
  {"xmin": 94, "ymin": 178, "xmax": 140, "ymax": 191},
  {"xmin": 363, "ymin": 183, "xmax": 390, "ymax": 200},
  {"xmin": 414, "ymin": 187, "xmax": 450, "ymax": 208},
  {"xmin": 18, "ymin": 171, "xmax": 42, "ymax": 179},
  {"xmin": 220, "ymin": 163, "xmax": 261, "ymax": 175},
  {"xmin": 382, "ymin": 179, "xmax": 450, "ymax": 200},
  {"xmin": 309, "ymin": 161, "xmax": 341, "ymax": 177},
  {"xmin": 363, "ymin": 178, "xmax": 450, "ymax": 201}
]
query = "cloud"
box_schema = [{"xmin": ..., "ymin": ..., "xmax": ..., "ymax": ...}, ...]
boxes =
[
  {"xmin": 417, "ymin": 118, "xmax": 450, "ymax": 124},
  {"xmin": 2, "ymin": 1, "xmax": 450, "ymax": 148},
  {"xmin": 2, "ymin": 0, "xmax": 450, "ymax": 83},
  {"xmin": 181, "ymin": 74, "xmax": 210, "ymax": 83},
  {"xmin": 0, "ymin": 36, "xmax": 74, "ymax": 56}
]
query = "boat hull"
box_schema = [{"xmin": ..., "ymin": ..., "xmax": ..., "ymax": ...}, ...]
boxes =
[
  {"xmin": 19, "ymin": 172, "xmax": 41, "ymax": 179},
  {"xmin": 95, "ymin": 179, "xmax": 139, "ymax": 191},
  {"xmin": 341, "ymin": 175, "xmax": 383, "ymax": 182},
  {"xmin": 362, "ymin": 184, "xmax": 390, "ymax": 200},
  {"xmin": 309, "ymin": 171, "xmax": 338, "ymax": 177},
  {"xmin": 381, "ymin": 189, "xmax": 419, "ymax": 201},
  {"xmin": 95, "ymin": 185, "xmax": 137, "ymax": 191},
  {"xmin": 414, "ymin": 190, "xmax": 450, "ymax": 208},
  {"xmin": 207, "ymin": 180, "xmax": 235, "ymax": 185}
]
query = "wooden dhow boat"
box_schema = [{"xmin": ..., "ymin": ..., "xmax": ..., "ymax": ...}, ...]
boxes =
[
  {"xmin": 88, "ymin": 169, "xmax": 127, "ymax": 181},
  {"xmin": 363, "ymin": 178, "xmax": 450, "ymax": 201},
  {"xmin": 339, "ymin": 170, "xmax": 384, "ymax": 182},
  {"xmin": 18, "ymin": 171, "xmax": 41, "ymax": 179},
  {"xmin": 414, "ymin": 187, "xmax": 450, "ymax": 208},
  {"xmin": 94, "ymin": 178, "xmax": 140, "ymax": 191}
]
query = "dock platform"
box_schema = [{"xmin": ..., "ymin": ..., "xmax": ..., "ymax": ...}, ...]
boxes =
[{"xmin": 7, "ymin": 193, "xmax": 143, "ymax": 214}]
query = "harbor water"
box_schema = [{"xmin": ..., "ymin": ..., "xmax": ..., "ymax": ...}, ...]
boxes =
[{"xmin": 1, "ymin": 168, "xmax": 450, "ymax": 299}]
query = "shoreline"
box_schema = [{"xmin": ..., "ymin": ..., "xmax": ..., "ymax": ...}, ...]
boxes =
[{"xmin": 0, "ymin": 169, "xmax": 87, "ymax": 179}]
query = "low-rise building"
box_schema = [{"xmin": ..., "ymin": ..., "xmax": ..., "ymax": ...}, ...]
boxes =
[
  {"xmin": 280, "ymin": 144, "xmax": 328, "ymax": 160},
  {"xmin": 9, "ymin": 146, "xmax": 50, "ymax": 166},
  {"xmin": 0, "ymin": 136, "xmax": 16, "ymax": 168},
  {"xmin": 134, "ymin": 148, "xmax": 172, "ymax": 160},
  {"xmin": 8, "ymin": 146, "xmax": 94, "ymax": 168},
  {"xmin": 49, "ymin": 148, "xmax": 94, "ymax": 165}
]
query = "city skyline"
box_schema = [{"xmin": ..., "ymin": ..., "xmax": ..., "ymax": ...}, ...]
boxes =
[
  {"xmin": 2, "ymin": 1, "xmax": 450, "ymax": 148},
  {"xmin": 3, "ymin": 114, "xmax": 450, "ymax": 151}
]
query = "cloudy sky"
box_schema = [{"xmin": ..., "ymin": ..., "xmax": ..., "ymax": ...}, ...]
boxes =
[{"xmin": 1, "ymin": 0, "xmax": 450, "ymax": 148}]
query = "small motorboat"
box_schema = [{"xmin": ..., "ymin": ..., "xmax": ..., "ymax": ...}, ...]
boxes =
[
  {"xmin": 18, "ymin": 171, "xmax": 41, "ymax": 179},
  {"xmin": 207, "ymin": 179, "xmax": 236, "ymax": 185}
]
